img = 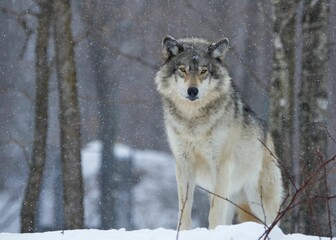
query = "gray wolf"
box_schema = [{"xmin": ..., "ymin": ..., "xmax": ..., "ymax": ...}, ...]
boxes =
[{"xmin": 155, "ymin": 35, "xmax": 283, "ymax": 230}]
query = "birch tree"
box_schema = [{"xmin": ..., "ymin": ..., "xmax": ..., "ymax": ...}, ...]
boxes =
[
  {"xmin": 21, "ymin": 1, "xmax": 52, "ymax": 233},
  {"xmin": 53, "ymin": 0, "xmax": 84, "ymax": 229},
  {"xmin": 298, "ymin": 0, "xmax": 329, "ymax": 236}
]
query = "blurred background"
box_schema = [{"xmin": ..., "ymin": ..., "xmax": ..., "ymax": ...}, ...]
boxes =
[{"xmin": 0, "ymin": 0, "xmax": 335, "ymax": 236}]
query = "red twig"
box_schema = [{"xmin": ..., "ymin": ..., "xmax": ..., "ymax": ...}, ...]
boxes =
[{"xmin": 258, "ymin": 137, "xmax": 336, "ymax": 239}]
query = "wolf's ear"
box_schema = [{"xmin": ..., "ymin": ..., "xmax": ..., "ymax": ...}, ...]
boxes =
[
  {"xmin": 162, "ymin": 35, "xmax": 183, "ymax": 60},
  {"xmin": 208, "ymin": 38, "xmax": 229, "ymax": 61}
]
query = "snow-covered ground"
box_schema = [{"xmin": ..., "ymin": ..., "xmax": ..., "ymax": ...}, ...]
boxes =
[{"xmin": 0, "ymin": 222, "xmax": 330, "ymax": 240}]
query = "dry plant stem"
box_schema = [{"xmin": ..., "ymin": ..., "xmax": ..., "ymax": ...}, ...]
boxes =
[
  {"xmin": 317, "ymin": 150, "xmax": 333, "ymax": 239},
  {"xmin": 197, "ymin": 185, "xmax": 275, "ymax": 240},
  {"xmin": 74, "ymin": 27, "xmax": 159, "ymax": 71},
  {"xmin": 197, "ymin": 186, "xmax": 266, "ymax": 226},
  {"xmin": 259, "ymin": 137, "xmax": 336, "ymax": 239},
  {"xmin": 258, "ymin": 138, "xmax": 297, "ymax": 190},
  {"xmin": 257, "ymin": 138, "xmax": 336, "ymax": 239},
  {"xmin": 319, "ymin": 123, "xmax": 336, "ymax": 144},
  {"xmin": 176, "ymin": 183, "xmax": 189, "ymax": 240}
]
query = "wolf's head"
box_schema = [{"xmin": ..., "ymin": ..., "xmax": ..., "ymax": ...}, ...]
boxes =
[{"xmin": 155, "ymin": 36, "xmax": 231, "ymax": 106}]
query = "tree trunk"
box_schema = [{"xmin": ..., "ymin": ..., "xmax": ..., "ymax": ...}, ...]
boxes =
[
  {"xmin": 20, "ymin": 1, "xmax": 52, "ymax": 233},
  {"xmin": 89, "ymin": 39, "xmax": 119, "ymax": 229},
  {"xmin": 95, "ymin": 48, "xmax": 119, "ymax": 229},
  {"xmin": 298, "ymin": 0, "xmax": 329, "ymax": 236},
  {"xmin": 79, "ymin": 0, "xmax": 123, "ymax": 229},
  {"xmin": 269, "ymin": 0, "xmax": 297, "ymax": 233},
  {"xmin": 53, "ymin": 0, "xmax": 84, "ymax": 230}
]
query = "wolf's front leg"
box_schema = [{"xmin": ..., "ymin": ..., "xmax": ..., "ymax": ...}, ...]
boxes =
[
  {"xmin": 208, "ymin": 162, "xmax": 233, "ymax": 229},
  {"xmin": 175, "ymin": 160, "xmax": 196, "ymax": 230}
]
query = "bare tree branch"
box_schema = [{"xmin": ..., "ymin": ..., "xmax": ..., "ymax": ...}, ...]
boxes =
[
  {"xmin": 1, "ymin": 3, "xmax": 39, "ymax": 59},
  {"xmin": 318, "ymin": 123, "xmax": 336, "ymax": 144},
  {"xmin": 258, "ymin": 138, "xmax": 297, "ymax": 191},
  {"xmin": 257, "ymin": 137, "xmax": 336, "ymax": 239},
  {"xmin": 108, "ymin": 46, "xmax": 159, "ymax": 71},
  {"xmin": 197, "ymin": 186, "xmax": 266, "ymax": 226},
  {"xmin": 0, "ymin": 87, "xmax": 34, "ymax": 103}
]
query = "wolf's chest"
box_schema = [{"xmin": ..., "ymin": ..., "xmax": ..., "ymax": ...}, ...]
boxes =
[
  {"xmin": 175, "ymin": 121, "xmax": 230, "ymax": 156},
  {"xmin": 168, "ymin": 113, "xmax": 217, "ymax": 138}
]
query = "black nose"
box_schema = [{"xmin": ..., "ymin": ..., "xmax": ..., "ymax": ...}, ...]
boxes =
[{"xmin": 187, "ymin": 87, "xmax": 199, "ymax": 97}]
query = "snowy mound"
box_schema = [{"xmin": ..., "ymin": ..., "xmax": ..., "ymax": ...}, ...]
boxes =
[{"xmin": 0, "ymin": 222, "xmax": 329, "ymax": 240}]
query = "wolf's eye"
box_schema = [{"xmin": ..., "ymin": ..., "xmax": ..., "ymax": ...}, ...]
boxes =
[
  {"xmin": 179, "ymin": 67, "xmax": 186, "ymax": 73},
  {"xmin": 200, "ymin": 69, "xmax": 208, "ymax": 74}
]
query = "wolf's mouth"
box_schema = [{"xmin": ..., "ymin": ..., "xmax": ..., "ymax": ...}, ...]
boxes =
[{"xmin": 186, "ymin": 96, "xmax": 198, "ymax": 101}]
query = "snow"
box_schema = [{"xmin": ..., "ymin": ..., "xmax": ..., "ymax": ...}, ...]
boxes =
[
  {"xmin": 81, "ymin": 141, "xmax": 102, "ymax": 177},
  {"xmin": 279, "ymin": 98, "xmax": 287, "ymax": 107},
  {"xmin": 0, "ymin": 222, "xmax": 330, "ymax": 240},
  {"xmin": 274, "ymin": 34, "xmax": 283, "ymax": 50},
  {"xmin": 316, "ymin": 98, "xmax": 328, "ymax": 110}
]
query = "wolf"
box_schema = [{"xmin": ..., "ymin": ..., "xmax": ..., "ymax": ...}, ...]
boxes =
[{"xmin": 155, "ymin": 35, "xmax": 283, "ymax": 230}]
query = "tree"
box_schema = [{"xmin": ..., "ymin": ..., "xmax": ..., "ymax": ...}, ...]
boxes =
[
  {"xmin": 269, "ymin": 0, "xmax": 298, "ymax": 233},
  {"xmin": 79, "ymin": 0, "xmax": 119, "ymax": 228},
  {"xmin": 53, "ymin": 0, "xmax": 84, "ymax": 229},
  {"xmin": 79, "ymin": 0, "xmax": 136, "ymax": 229},
  {"xmin": 298, "ymin": 0, "xmax": 329, "ymax": 236},
  {"xmin": 21, "ymin": 1, "xmax": 52, "ymax": 233}
]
